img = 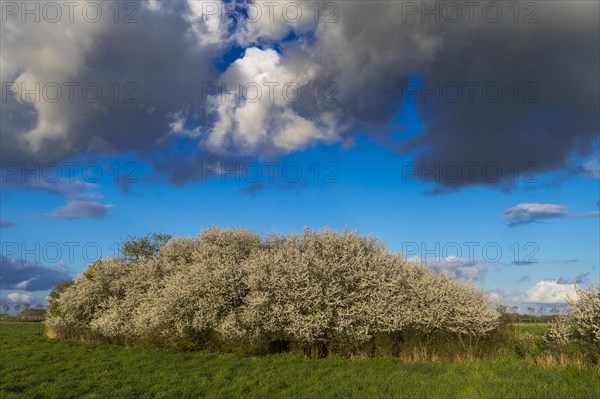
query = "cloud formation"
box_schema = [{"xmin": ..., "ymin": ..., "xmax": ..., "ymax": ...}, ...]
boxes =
[
  {"xmin": 7, "ymin": 292, "xmax": 34, "ymax": 303},
  {"xmin": 524, "ymin": 280, "xmax": 578, "ymax": 304},
  {"xmin": 1, "ymin": 0, "xmax": 221, "ymax": 166},
  {"xmin": 582, "ymin": 158, "xmax": 600, "ymax": 179},
  {"xmin": 0, "ymin": 256, "xmax": 71, "ymax": 291},
  {"xmin": 503, "ymin": 203, "xmax": 599, "ymax": 227},
  {"xmin": 2, "ymin": 173, "xmax": 115, "ymax": 219},
  {"xmin": 201, "ymin": 47, "xmax": 341, "ymax": 155},
  {"xmin": 1, "ymin": 1, "xmax": 598, "ymax": 190}
]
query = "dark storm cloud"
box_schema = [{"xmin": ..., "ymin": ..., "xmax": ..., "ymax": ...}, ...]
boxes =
[
  {"xmin": 402, "ymin": 4, "xmax": 600, "ymax": 191},
  {"xmin": 305, "ymin": 1, "xmax": 599, "ymax": 190},
  {"xmin": 1, "ymin": 0, "xmax": 223, "ymax": 171}
]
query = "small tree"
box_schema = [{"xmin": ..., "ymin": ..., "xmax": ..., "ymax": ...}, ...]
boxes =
[
  {"xmin": 34, "ymin": 304, "xmax": 45, "ymax": 321},
  {"xmin": 120, "ymin": 232, "xmax": 172, "ymax": 262},
  {"xmin": 48, "ymin": 279, "xmax": 74, "ymax": 316},
  {"xmin": 23, "ymin": 304, "xmax": 31, "ymax": 321},
  {"xmin": 538, "ymin": 306, "xmax": 547, "ymax": 320},
  {"xmin": 2, "ymin": 304, "xmax": 9, "ymax": 314},
  {"xmin": 527, "ymin": 307, "xmax": 536, "ymax": 322},
  {"xmin": 14, "ymin": 304, "xmax": 21, "ymax": 318},
  {"xmin": 510, "ymin": 306, "xmax": 519, "ymax": 322}
]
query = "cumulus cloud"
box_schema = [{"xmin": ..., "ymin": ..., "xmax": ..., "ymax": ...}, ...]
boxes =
[
  {"xmin": 503, "ymin": 203, "xmax": 599, "ymax": 227},
  {"xmin": 1, "ymin": 1, "xmax": 598, "ymax": 190},
  {"xmin": 0, "ymin": 257, "xmax": 71, "ymax": 291},
  {"xmin": 524, "ymin": 280, "xmax": 578, "ymax": 304},
  {"xmin": 202, "ymin": 47, "xmax": 341, "ymax": 156},
  {"xmin": 7, "ymin": 292, "xmax": 34, "ymax": 303}
]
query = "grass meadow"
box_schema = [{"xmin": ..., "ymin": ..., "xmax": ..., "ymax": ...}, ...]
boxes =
[{"xmin": 1, "ymin": 322, "xmax": 599, "ymax": 399}]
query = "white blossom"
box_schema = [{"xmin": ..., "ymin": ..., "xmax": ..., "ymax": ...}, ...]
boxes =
[{"xmin": 46, "ymin": 228, "xmax": 499, "ymax": 348}]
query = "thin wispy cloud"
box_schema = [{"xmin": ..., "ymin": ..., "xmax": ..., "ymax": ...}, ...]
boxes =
[
  {"xmin": 508, "ymin": 259, "xmax": 578, "ymax": 266},
  {"xmin": 1, "ymin": 176, "xmax": 102, "ymax": 201},
  {"xmin": 2, "ymin": 174, "xmax": 114, "ymax": 220},
  {"xmin": 503, "ymin": 203, "xmax": 599, "ymax": 227},
  {"xmin": 43, "ymin": 200, "xmax": 114, "ymax": 220},
  {"xmin": 556, "ymin": 272, "xmax": 591, "ymax": 285},
  {"xmin": 517, "ymin": 275, "xmax": 532, "ymax": 284},
  {"xmin": 0, "ymin": 219, "xmax": 15, "ymax": 228},
  {"xmin": 582, "ymin": 158, "xmax": 600, "ymax": 179}
]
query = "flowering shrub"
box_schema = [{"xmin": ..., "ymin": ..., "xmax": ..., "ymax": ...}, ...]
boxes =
[
  {"xmin": 46, "ymin": 228, "xmax": 499, "ymax": 355},
  {"xmin": 543, "ymin": 284, "xmax": 600, "ymax": 348}
]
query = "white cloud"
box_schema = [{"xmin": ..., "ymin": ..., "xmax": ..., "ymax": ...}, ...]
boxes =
[
  {"xmin": 168, "ymin": 112, "xmax": 202, "ymax": 138},
  {"xmin": 186, "ymin": 0, "xmax": 232, "ymax": 46},
  {"xmin": 7, "ymin": 292, "xmax": 34, "ymax": 303},
  {"xmin": 524, "ymin": 280, "xmax": 578, "ymax": 304},
  {"xmin": 204, "ymin": 47, "xmax": 341, "ymax": 155},
  {"xmin": 14, "ymin": 279, "xmax": 33, "ymax": 290}
]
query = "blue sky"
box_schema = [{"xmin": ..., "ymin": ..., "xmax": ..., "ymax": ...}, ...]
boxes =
[
  {"xmin": 2, "ymin": 138, "xmax": 598, "ymax": 309},
  {"xmin": 1, "ymin": 0, "xmax": 599, "ymax": 311}
]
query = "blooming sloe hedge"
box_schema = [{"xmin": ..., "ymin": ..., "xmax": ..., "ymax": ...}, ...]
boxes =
[{"xmin": 46, "ymin": 228, "xmax": 499, "ymax": 353}]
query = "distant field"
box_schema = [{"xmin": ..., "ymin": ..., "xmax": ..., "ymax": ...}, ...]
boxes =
[
  {"xmin": 1, "ymin": 322, "xmax": 599, "ymax": 399},
  {"xmin": 514, "ymin": 324, "xmax": 551, "ymax": 336}
]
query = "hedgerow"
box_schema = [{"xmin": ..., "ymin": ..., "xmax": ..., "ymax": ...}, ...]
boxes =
[{"xmin": 46, "ymin": 228, "xmax": 500, "ymax": 357}]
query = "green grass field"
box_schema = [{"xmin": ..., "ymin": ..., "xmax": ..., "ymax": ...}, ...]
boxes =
[{"xmin": 1, "ymin": 322, "xmax": 599, "ymax": 399}]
